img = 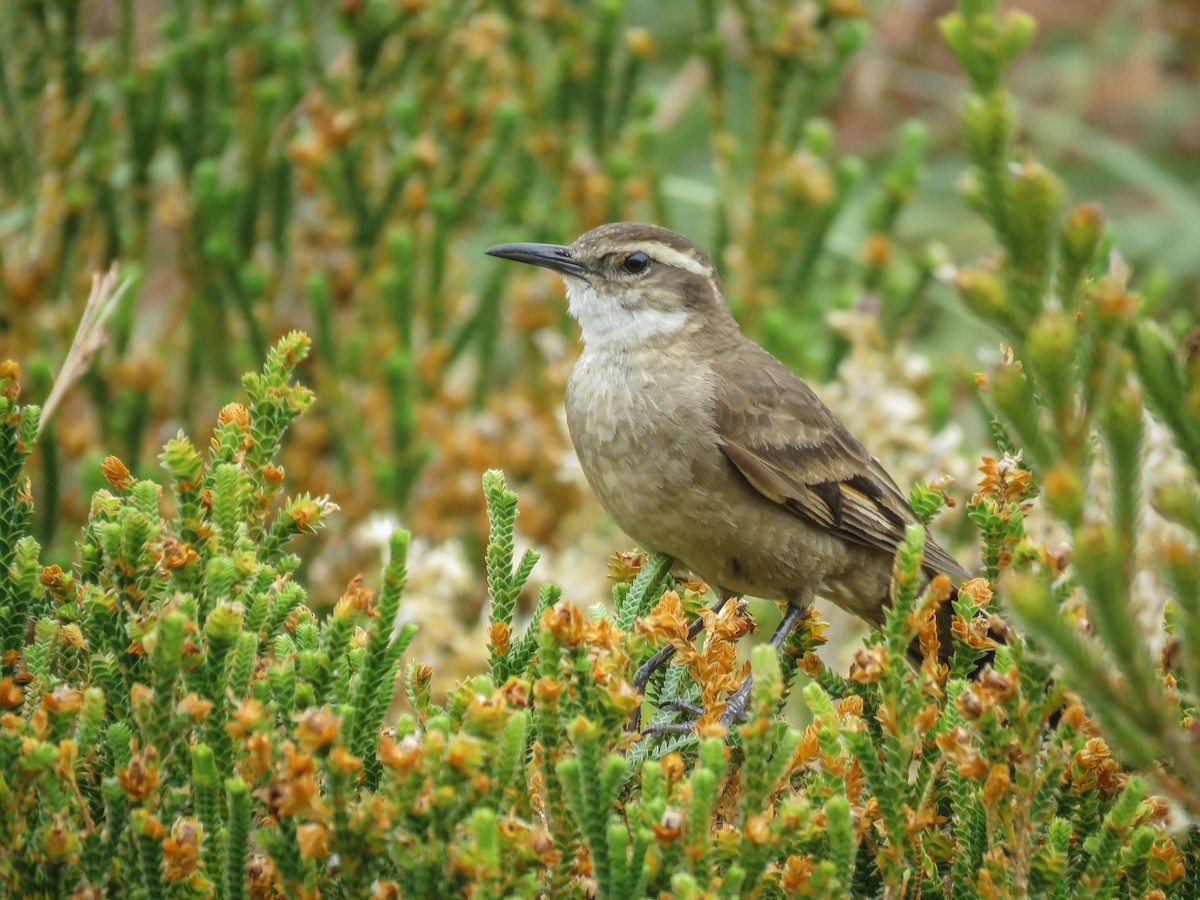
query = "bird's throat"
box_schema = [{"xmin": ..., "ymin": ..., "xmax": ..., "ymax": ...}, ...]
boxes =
[{"xmin": 564, "ymin": 278, "xmax": 689, "ymax": 349}]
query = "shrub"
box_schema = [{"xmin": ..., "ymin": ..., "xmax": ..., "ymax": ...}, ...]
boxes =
[{"xmin": 2, "ymin": 0, "xmax": 1198, "ymax": 897}]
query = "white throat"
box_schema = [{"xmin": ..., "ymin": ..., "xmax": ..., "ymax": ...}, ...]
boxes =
[{"xmin": 564, "ymin": 278, "xmax": 688, "ymax": 349}]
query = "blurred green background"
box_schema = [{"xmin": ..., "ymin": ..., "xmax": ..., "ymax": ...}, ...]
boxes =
[{"xmin": 2, "ymin": 0, "xmax": 1196, "ymax": 678}]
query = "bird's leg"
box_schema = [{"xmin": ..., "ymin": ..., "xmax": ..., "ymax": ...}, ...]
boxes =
[
  {"xmin": 633, "ymin": 594, "xmax": 731, "ymax": 691},
  {"xmin": 641, "ymin": 603, "xmax": 806, "ymax": 741},
  {"xmin": 717, "ymin": 603, "xmax": 807, "ymax": 728},
  {"xmin": 628, "ymin": 594, "xmax": 731, "ymax": 732}
]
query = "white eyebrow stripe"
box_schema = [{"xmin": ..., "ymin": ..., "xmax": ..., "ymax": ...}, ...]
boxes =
[{"xmin": 649, "ymin": 245, "xmax": 711, "ymax": 276}]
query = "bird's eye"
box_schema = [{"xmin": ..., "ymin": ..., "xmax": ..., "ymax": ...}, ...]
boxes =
[{"xmin": 622, "ymin": 251, "xmax": 650, "ymax": 275}]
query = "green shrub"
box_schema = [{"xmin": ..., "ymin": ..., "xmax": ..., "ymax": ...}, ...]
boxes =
[{"xmin": 2, "ymin": 0, "xmax": 1199, "ymax": 897}]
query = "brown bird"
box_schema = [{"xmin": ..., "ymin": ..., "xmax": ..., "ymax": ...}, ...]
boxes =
[{"xmin": 487, "ymin": 222, "xmax": 971, "ymax": 728}]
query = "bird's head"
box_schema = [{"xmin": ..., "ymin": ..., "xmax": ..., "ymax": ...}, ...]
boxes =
[{"xmin": 486, "ymin": 222, "xmax": 736, "ymax": 349}]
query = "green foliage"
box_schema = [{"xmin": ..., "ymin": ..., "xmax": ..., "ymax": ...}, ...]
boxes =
[
  {"xmin": 1, "ymin": 0, "xmax": 1199, "ymax": 897},
  {"xmin": 1, "ymin": 0, "xmax": 947, "ymax": 564},
  {"xmin": 4, "ymin": 328, "xmax": 1193, "ymax": 896},
  {"xmin": 940, "ymin": 0, "xmax": 1200, "ymax": 818}
]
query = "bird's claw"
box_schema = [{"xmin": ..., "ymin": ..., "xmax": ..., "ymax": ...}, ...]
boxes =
[{"xmin": 639, "ymin": 695, "xmax": 751, "ymax": 741}]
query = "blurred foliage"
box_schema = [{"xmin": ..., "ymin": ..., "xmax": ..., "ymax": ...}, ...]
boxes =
[
  {"xmin": 4, "ymin": 0, "xmax": 1195, "ymax": 607},
  {"xmin": 3, "ymin": 0, "xmax": 1200, "ymax": 893}
]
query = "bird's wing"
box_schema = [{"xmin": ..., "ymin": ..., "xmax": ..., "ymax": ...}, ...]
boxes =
[{"xmin": 713, "ymin": 345, "xmax": 970, "ymax": 581}]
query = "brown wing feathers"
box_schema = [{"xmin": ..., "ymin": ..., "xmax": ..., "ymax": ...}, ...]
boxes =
[{"xmin": 715, "ymin": 348, "xmax": 970, "ymax": 582}]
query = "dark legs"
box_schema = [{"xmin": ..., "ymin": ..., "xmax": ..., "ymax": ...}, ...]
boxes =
[
  {"xmin": 629, "ymin": 593, "xmax": 730, "ymax": 731},
  {"xmin": 633, "ymin": 593, "xmax": 731, "ymax": 691},
  {"xmin": 717, "ymin": 603, "xmax": 807, "ymax": 727},
  {"xmin": 640, "ymin": 602, "xmax": 806, "ymax": 738}
]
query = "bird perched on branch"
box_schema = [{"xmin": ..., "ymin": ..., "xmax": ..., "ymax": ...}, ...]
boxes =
[{"xmin": 487, "ymin": 222, "xmax": 974, "ymax": 729}]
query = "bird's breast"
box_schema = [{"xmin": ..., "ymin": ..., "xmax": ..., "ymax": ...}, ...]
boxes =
[{"xmin": 565, "ymin": 348, "xmax": 724, "ymax": 544}]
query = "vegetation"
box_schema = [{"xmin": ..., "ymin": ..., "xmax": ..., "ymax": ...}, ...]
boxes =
[{"xmin": 2, "ymin": 0, "xmax": 1198, "ymax": 896}]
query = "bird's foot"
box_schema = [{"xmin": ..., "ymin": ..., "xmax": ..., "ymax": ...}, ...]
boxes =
[
  {"xmin": 718, "ymin": 675, "xmax": 754, "ymax": 729},
  {"xmin": 640, "ymin": 694, "xmax": 752, "ymax": 741},
  {"xmin": 639, "ymin": 699, "xmax": 706, "ymax": 739},
  {"xmin": 627, "ymin": 596, "xmax": 734, "ymax": 732}
]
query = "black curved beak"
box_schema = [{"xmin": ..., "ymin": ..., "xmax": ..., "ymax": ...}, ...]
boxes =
[{"xmin": 485, "ymin": 242, "xmax": 588, "ymax": 277}]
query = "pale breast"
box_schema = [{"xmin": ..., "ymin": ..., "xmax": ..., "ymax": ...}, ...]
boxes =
[
  {"xmin": 564, "ymin": 346, "xmax": 894, "ymax": 611},
  {"xmin": 565, "ymin": 348, "xmax": 722, "ymax": 547}
]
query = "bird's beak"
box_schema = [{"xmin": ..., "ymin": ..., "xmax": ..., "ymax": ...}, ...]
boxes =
[{"xmin": 485, "ymin": 242, "xmax": 588, "ymax": 277}]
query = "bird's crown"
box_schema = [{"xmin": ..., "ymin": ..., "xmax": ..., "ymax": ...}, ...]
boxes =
[
  {"xmin": 486, "ymin": 222, "xmax": 735, "ymax": 349},
  {"xmin": 566, "ymin": 222, "xmax": 716, "ymax": 281}
]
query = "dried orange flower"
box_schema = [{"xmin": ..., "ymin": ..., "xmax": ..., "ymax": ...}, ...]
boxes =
[
  {"xmin": 745, "ymin": 812, "xmax": 772, "ymax": 846},
  {"xmin": 119, "ymin": 743, "xmax": 160, "ymax": 803},
  {"xmin": 982, "ymin": 764, "xmax": 1011, "ymax": 810},
  {"xmin": 245, "ymin": 733, "xmax": 272, "ymax": 778},
  {"xmin": 488, "ymin": 620, "xmax": 511, "ymax": 656},
  {"xmin": 178, "ymin": 693, "xmax": 215, "ymax": 723},
  {"xmin": 660, "ymin": 752, "xmax": 685, "ymax": 787},
  {"xmin": 218, "ymin": 402, "xmax": 250, "ymax": 429},
  {"xmin": 43, "ymin": 685, "xmax": 81, "ymax": 714},
  {"xmin": 849, "ymin": 646, "xmax": 886, "ymax": 684},
  {"xmin": 334, "ymin": 575, "xmax": 375, "ymax": 620},
  {"xmin": 329, "ymin": 745, "xmax": 361, "ymax": 774},
  {"xmin": 100, "ymin": 455, "xmax": 133, "ymax": 491},
  {"xmin": 499, "ymin": 677, "xmax": 530, "ymax": 709},
  {"xmin": 607, "ymin": 550, "xmax": 645, "ymax": 584},
  {"xmin": 1151, "ymin": 837, "xmax": 1185, "ymax": 883},
  {"xmin": 159, "ymin": 538, "xmax": 199, "ymax": 570},
  {"xmin": 1073, "ymin": 737, "xmax": 1123, "ymax": 797},
  {"xmin": 163, "ymin": 818, "xmax": 204, "ymax": 881},
  {"xmin": 651, "ymin": 808, "xmax": 683, "ymax": 842},
  {"xmin": 247, "ymin": 853, "xmax": 278, "ymax": 900},
  {"xmin": 0, "ymin": 678, "xmax": 23, "ymax": 709},
  {"xmin": 297, "ymin": 823, "xmax": 331, "ymax": 859},
  {"xmin": 958, "ymin": 578, "xmax": 994, "ymax": 609},
  {"xmin": 227, "ymin": 698, "xmax": 267, "ymax": 739},
  {"xmin": 541, "ymin": 602, "xmax": 584, "ymax": 647},
  {"xmin": 773, "ymin": 853, "xmax": 816, "ymax": 893},
  {"xmin": 447, "ymin": 734, "xmax": 484, "ymax": 773},
  {"xmin": 294, "ymin": 707, "xmax": 341, "ymax": 753},
  {"xmin": 39, "ymin": 565, "xmax": 64, "ymax": 589},
  {"xmin": 272, "ymin": 744, "xmax": 327, "ymax": 819},
  {"xmin": 635, "ymin": 591, "xmax": 689, "ymax": 649},
  {"xmin": 378, "ymin": 733, "xmax": 421, "ymax": 772},
  {"xmin": 974, "ymin": 453, "xmax": 1032, "ymax": 506}
]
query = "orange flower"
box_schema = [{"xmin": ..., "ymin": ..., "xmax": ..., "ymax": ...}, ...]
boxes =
[
  {"xmin": 119, "ymin": 743, "xmax": 160, "ymax": 803},
  {"xmin": 378, "ymin": 732, "xmax": 421, "ymax": 772},
  {"xmin": 982, "ymin": 764, "xmax": 1011, "ymax": 810},
  {"xmin": 488, "ymin": 620, "xmax": 511, "ymax": 656},
  {"xmin": 297, "ymin": 823, "xmax": 331, "ymax": 859},
  {"xmin": 541, "ymin": 602, "xmax": 584, "ymax": 647},
  {"xmin": 849, "ymin": 646, "xmax": 886, "ymax": 684},
  {"xmin": 100, "ymin": 455, "xmax": 132, "ymax": 491},
  {"xmin": 178, "ymin": 693, "xmax": 215, "ymax": 723},
  {"xmin": 294, "ymin": 707, "xmax": 341, "ymax": 754},
  {"xmin": 0, "ymin": 678, "xmax": 23, "ymax": 709},
  {"xmin": 218, "ymin": 403, "xmax": 250, "ymax": 429},
  {"xmin": 163, "ymin": 818, "xmax": 204, "ymax": 881},
  {"xmin": 334, "ymin": 575, "xmax": 376, "ymax": 619},
  {"xmin": 227, "ymin": 699, "xmax": 267, "ymax": 739}
]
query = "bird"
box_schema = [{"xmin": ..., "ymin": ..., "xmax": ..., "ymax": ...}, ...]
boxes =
[{"xmin": 486, "ymin": 222, "xmax": 972, "ymax": 729}]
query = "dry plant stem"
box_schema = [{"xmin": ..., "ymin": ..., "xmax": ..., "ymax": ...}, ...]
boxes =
[{"xmin": 38, "ymin": 264, "xmax": 132, "ymax": 435}]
